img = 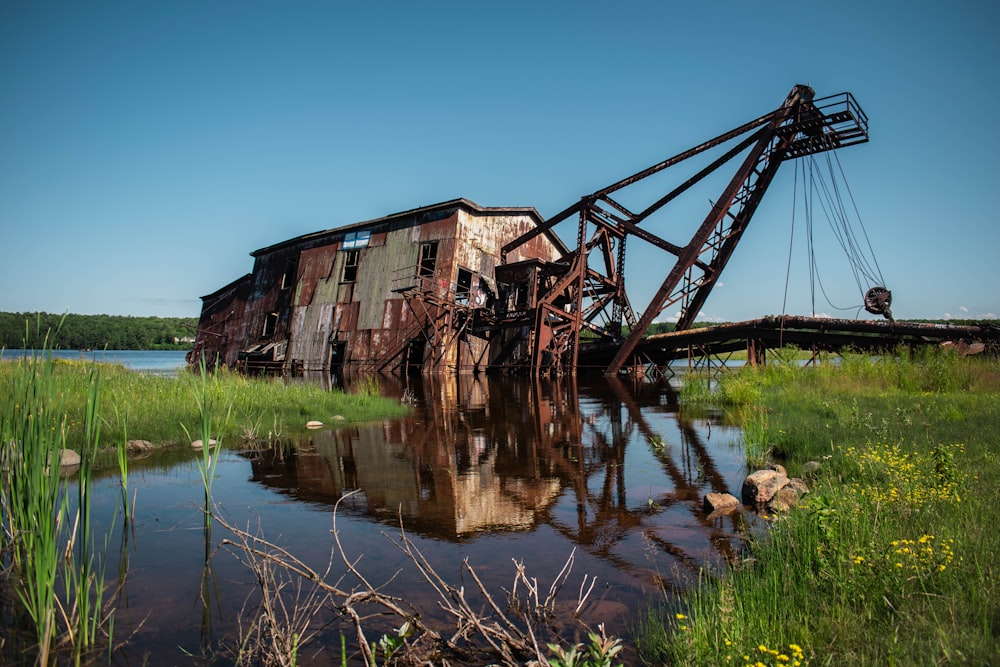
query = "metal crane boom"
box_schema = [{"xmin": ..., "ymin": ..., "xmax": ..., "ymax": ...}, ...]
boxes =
[{"xmin": 495, "ymin": 84, "xmax": 869, "ymax": 376}]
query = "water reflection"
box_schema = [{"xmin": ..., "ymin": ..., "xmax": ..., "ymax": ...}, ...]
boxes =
[
  {"xmin": 248, "ymin": 374, "xmax": 752, "ymax": 589},
  {"xmin": 13, "ymin": 374, "xmax": 760, "ymax": 666}
]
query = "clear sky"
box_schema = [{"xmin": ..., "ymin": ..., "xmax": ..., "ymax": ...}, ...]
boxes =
[{"xmin": 2, "ymin": 1, "xmax": 997, "ymax": 322}]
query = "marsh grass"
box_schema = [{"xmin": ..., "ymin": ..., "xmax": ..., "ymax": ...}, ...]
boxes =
[
  {"xmin": 642, "ymin": 348, "xmax": 1000, "ymax": 665},
  {"xmin": 0, "ymin": 347, "xmax": 113, "ymax": 663},
  {"xmin": 1, "ymin": 346, "xmax": 408, "ymax": 664},
  {"xmin": 0, "ymin": 360, "xmax": 409, "ymax": 460}
]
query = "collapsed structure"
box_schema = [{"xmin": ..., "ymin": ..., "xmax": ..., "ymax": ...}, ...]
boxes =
[
  {"xmin": 194, "ymin": 84, "xmax": 999, "ymax": 377},
  {"xmin": 193, "ymin": 84, "xmax": 886, "ymax": 377},
  {"xmin": 191, "ymin": 199, "xmax": 566, "ymax": 377}
]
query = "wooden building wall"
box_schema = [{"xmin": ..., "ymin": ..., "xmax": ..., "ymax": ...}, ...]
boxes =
[{"xmin": 192, "ymin": 199, "xmax": 564, "ymax": 377}]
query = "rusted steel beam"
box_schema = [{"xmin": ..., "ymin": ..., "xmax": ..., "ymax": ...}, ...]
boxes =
[
  {"xmin": 501, "ymin": 108, "xmax": 780, "ymax": 261},
  {"xmin": 582, "ymin": 316, "xmax": 1000, "ymax": 368},
  {"xmin": 605, "ymin": 86, "xmax": 816, "ymax": 374}
]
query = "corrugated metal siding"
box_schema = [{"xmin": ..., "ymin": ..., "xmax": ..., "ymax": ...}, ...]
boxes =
[
  {"xmin": 355, "ymin": 217, "xmax": 453, "ymax": 329},
  {"xmin": 192, "ymin": 274, "xmax": 252, "ymax": 368},
  {"xmin": 193, "ymin": 200, "xmax": 565, "ymax": 375}
]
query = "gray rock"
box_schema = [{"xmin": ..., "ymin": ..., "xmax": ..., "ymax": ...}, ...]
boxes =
[
  {"xmin": 191, "ymin": 438, "xmax": 218, "ymax": 450},
  {"xmin": 769, "ymin": 478, "xmax": 809, "ymax": 512},
  {"xmin": 59, "ymin": 449, "xmax": 81, "ymax": 467},
  {"xmin": 703, "ymin": 492, "xmax": 741, "ymax": 514},
  {"xmin": 741, "ymin": 469, "xmax": 789, "ymax": 504},
  {"xmin": 127, "ymin": 439, "xmax": 155, "ymax": 453}
]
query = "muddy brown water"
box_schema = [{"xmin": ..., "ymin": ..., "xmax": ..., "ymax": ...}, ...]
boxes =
[{"xmin": 47, "ymin": 374, "xmax": 760, "ymax": 665}]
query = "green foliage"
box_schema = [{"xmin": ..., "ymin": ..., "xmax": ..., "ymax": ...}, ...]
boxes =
[
  {"xmin": 548, "ymin": 626, "xmax": 624, "ymax": 667},
  {"xmin": 647, "ymin": 349, "xmax": 1000, "ymax": 666},
  {"xmin": 1, "ymin": 347, "xmax": 113, "ymax": 663},
  {"xmin": 0, "ymin": 311, "xmax": 197, "ymax": 350},
  {"xmin": 0, "ymin": 361, "xmax": 410, "ymax": 456},
  {"xmin": 738, "ymin": 403, "xmax": 771, "ymax": 469}
]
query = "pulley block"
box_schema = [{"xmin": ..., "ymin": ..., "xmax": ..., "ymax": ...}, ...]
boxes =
[{"xmin": 864, "ymin": 286, "xmax": 893, "ymax": 320}]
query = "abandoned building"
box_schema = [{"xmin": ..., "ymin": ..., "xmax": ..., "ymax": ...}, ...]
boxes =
[
  {"xmin": 190, "ymin": 198, "xmax": 567, "ymax": 377},
  {"xmin": 193, "ymin": 85, "xmax": 1000, "ymax": 378}
]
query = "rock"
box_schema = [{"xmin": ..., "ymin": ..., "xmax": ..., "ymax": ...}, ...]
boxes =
[
  {"xmin": 305, "ymin": 421, "xmax": 324, "ymax": 429},
  {"xmin": 332, "ymin": 415, "xmax": 345, "ymax": 421},
  {"xmin": 127, "ymin": 439, "xmax": 155, "ymax": 453},
  {"xmin": 741, "ymin": 469, "xmax": 789, "ymax": 504},
  {"xmin": 785, "ymin": 477, "xmax": 809, "ymax": 495},
  {"xmin": 768, "ymin": 463, "xmax": 787, "ymax": 477},
  {"xmin": 769, "ymin": 478, "xmax": 810, "ymax": 512},
  {"xmin": 703, "ymin": 492, "xmax": 741, "ymax": 514},
  {"xmin": 58, "ymin": 449, "xmax": 81, "ymax": 467},
  {"xmin": 191, "ymin": 438, "xmax": 218, "ymax": 451},
  {"xmin": 800, "ymin": 460, "xmax": 822, "ymax": 477},
  {"xmin": 47, "ymin": 449, "xmax": 80, "ymax": 476}
]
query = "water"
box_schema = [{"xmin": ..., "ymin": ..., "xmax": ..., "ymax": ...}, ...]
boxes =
[
  {"xmin": 0, "ymin": 348, "xmax": 189, "ymax": 374},
  {"xmin": 7, "ymin": 371, "xmax": 759, "ymax": 665}
]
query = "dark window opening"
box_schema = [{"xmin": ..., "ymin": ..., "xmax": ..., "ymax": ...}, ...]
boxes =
[
  {"xmin": 262, "ymin": 312, "xmax": 279, "ymax": 337},
  {"xmin": 342, "ymin": 250, "xmax": 360, "ymax": 283},
  {"xmin": 280, "ymin": 259, "xmax": 298, "ymax": 290},
  {"xmin": 419, "ymin": 241, "xmax": 438, "ymax": 278},
  {"xmin": 456, "ymin": 268, "xmax": 473, "ymax": 302},
  {"xmin": 512, "ymin": 283, "xmax": 529, "ymax": 309}
]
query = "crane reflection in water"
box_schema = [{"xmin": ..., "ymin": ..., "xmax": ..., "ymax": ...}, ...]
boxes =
[{"xmin": 245, "ymin": 374, "xmax": 757, "ymax": 626}]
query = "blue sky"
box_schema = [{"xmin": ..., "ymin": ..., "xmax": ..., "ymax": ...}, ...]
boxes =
[{"xmin": 2, "ymin": 1, "xmax": 997, "ymax": 322}]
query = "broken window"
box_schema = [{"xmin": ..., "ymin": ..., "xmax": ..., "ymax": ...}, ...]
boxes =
[
  {"xmin": 511, "ymin": 282, "xmax": 529, "ymax": 309},
  {"xmin": 418, "ymin": 241, "xmax": 438, "ymax": 278},
  {"xmin": 262, "ymin": 312, "xmax": 279, "ymax": 337},
  {"xmin": 456, "ymin": 267, "xmax": 473, "ymax": 303},
  {"xmin": 280, "ymin": 259, "xmax": 298, "ymax": 291},
  {"xmin": 342, "ymin": 230, "xmax": 370, "ymax": 250},
  {"xmin": 342, "ymin": 250, "xmax": 360, "ymax": 283}
]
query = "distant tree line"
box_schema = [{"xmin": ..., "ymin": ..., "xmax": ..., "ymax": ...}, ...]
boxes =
[{"xmin": 0, "ymin": 312, "xmax": 197, "ymax": 350}]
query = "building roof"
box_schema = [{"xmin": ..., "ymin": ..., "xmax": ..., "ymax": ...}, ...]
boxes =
[{"xmin": 250, "ymin": 198, "xmax": 568, "ymax": 257}]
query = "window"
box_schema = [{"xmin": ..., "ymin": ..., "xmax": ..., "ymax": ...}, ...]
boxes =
[
  {"xmin": 280, "ymin": 259, "xmax": 298, "ymax": 290},
  {"xmin": 262, "ymin": 312, "xmax": 279, "ymax": 337},
  {"xmin": 419, "ymin": 241, "xmax": 438, "ymax": 277},
  {"xmin": 456, "ymin": 268, "xmax": 473, "ymax": 302},
  {"xmin": 342, "ymin": 250, "xmax": 360, "ymax": 283},
  {"xmin": 342, "ymin": 230, "xmax": 370, "ymax": 250}
]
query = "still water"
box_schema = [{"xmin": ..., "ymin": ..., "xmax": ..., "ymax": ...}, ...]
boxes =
[
  {"xmin": 0, "ymin": 348, "xmax": 189, "ymax": 374},
  {"xmin": 14, "ymin": 356, "xmax": 758, "ymax": 665}
]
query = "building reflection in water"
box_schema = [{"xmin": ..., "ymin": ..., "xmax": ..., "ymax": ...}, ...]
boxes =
[{"xmin": 247, "ymin": 373, "xmax": 751, "ymax": 590}]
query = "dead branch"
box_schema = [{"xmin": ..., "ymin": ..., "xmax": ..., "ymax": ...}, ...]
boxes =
[{"xmin": 214, "ymin": 491, "xmax": 605, "ymax": 666}]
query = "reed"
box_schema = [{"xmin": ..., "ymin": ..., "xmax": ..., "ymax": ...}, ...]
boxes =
[
  {"xmin": 63, "ymin": 368, "xmax": 112, "ymax": 660},
  {"xmin": 1, "ymin": 346, "xmax": 66, "ymax": 662},
  {"xmin": 0, "ymin": 347, "xmax": 112, "ymax": 663},
  {"xmin": 182, "ymin": 359, "xmax": 220, "ymax": 518}
]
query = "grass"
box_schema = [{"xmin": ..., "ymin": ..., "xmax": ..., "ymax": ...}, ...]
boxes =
[
  {"xmin": 1, "ymin": 346, "xmax": 112, "ymax": 664},
  {"xmin": 0, "ymin": 348, "xmax": 410, "ymax": 664},
  {"xmin": 0, "ymin": 358, "xmax": 410, "ymax": 462},
  {"xmin": 647, "ymin": 348, "xmax": 1000, "ymax": 665}
]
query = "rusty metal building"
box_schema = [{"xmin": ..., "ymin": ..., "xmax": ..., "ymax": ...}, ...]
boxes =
[
  {"xmin": 193, "ymin": 86, "xmax": 999, "ymax": 377},
  {"xmin": 191, "ymin": 199, "xmax": 566, "ymax": 376}
]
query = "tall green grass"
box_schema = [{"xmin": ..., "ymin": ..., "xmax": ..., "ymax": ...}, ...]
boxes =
[
  {"xmin": 0, "ymin": 348, "xmax": 111, "ymax": 663},
  {"xmin": 0, "ymin": 346, "xmax": 410, "ymax": 663},
  {"xmin": 643, "ymin": 348, "xmax": 1000, "ymax": 665},
  {"xmin": 0, "ymin": 360, "xmax": 410, "ymax": 459}
]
